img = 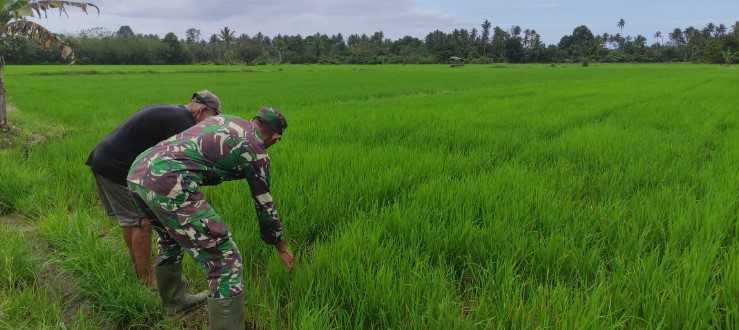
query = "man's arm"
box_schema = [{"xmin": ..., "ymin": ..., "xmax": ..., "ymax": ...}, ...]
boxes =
[
  {"xmin": 246, "ymin": 158, "xmax": 283, "ymax": 244},
  {"xmin": 246, "ymin": 156, "xmax": 293, "ymax": 272}
]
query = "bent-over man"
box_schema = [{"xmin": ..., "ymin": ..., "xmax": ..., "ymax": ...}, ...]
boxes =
[{"xmin": 128, "ymin": 107, "xmax": 294, "ymax": 330}]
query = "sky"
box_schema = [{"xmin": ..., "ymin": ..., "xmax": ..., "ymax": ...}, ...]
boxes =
[{"xmin": 30, "ymin": 0, "xmax": 739, "ymax": 46}]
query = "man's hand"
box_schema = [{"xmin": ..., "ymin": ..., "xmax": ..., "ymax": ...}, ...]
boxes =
[{"xmin": 275, "ymin": 240, "xmax": 294, "ymax": 273}]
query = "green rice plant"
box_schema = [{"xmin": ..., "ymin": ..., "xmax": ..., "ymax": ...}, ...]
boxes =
[
  {"xmin": 37, "ymin": 209, "xmax": 166, "ymax": 327},
  {"xmin": 0, "ymin": 156, "xmax": 49, "ymax": 217},
  {"xmin": 0, "ymin": 285, "xmax": 64, "ymax": 329},
  {"xmin": 0, "ymin": 226, "xmax": 35, "ymax": 290},
  {"xmin": 1, "ymin": 64, "xmax": 737, "ymax": 328},
  {"xmin": 0, "ymin": 226, "xmax": 97, "ymax": 328}
]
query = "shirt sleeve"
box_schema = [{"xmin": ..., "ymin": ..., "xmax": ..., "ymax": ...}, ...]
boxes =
[{"xmin": 245, "ymin": 155, "xmax": 284, "ymax": 245}]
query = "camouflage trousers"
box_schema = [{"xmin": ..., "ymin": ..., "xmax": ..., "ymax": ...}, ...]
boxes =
[{"xmin": 128, "ymin": 182, "xmax": 243, "ymax": 298}]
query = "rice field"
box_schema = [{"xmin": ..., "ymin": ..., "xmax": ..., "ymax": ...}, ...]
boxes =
[{"xmin": 0, "ymin": 63, "xmax": 737, "ymax": 329}]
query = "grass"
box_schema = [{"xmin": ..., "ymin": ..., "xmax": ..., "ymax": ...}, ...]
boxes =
[{"xmin": 0, "ymin": 63, "xmax": 737, "ymax": 329}]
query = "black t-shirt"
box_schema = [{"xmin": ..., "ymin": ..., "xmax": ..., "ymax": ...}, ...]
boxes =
[{"xmin": 86, "ymin": 104, "xmax": 196, "ymax": 186}]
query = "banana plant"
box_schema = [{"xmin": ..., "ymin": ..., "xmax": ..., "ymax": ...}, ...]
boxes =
[
  {"xmin": 0, "ymin": 0, "xmax": 99, "ymax": 127},
  {"xmin": 723, "ymin": 49, "xmax": 738, "ymax": 68}
]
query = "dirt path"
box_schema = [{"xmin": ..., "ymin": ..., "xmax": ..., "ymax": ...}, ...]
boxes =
[
  {"xmin": 0, "ymin": 123, "xmax": 19, "ymax": 150},
  {"xmin": 0, "ymin": 214, "xmax": 33, "ymax": 232}
]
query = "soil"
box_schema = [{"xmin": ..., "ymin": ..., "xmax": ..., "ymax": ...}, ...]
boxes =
[
  {"xmin": 0, "ymin": 124, "xmax": 18, "ymax": 150},
  {"xmin": 0, "ymin": 214, "xmax": 33, "ymax": 233},
  {"xmin": 170, "ymin": 304, "xmax": 257, "ymax": 329}
]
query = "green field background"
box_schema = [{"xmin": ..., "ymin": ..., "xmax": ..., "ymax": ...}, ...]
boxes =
[{"xmin": 1, "ymin": 64, "xmax": 738, "ymax": 329}]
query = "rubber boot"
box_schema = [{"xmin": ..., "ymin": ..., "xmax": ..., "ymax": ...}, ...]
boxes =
[
  {"xmin": 155, "ymin": 263, "xmax": 209, "ymax": 316},
  {"xmin": 208, "ymin": 292, "xmax": 245, "ymax": 330}
]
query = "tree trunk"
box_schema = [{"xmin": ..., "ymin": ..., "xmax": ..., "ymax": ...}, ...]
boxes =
[{"xmin": 0, "ymin": 55, "xmax": 7, "ymax": 127}]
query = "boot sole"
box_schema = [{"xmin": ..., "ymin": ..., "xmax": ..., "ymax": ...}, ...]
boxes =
[{"xmin": 165, "ymin": 300, "xmax": 208, "ymax": 320}]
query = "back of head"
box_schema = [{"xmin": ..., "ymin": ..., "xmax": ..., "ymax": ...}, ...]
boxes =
[{"xmin": 254, "ymin": 107, "xmax": 288, "ymax": 134}]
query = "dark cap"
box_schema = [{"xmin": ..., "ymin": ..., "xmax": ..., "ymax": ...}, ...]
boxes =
[
  {"xmin": 191, "ymin": 90, "xmax": 221, "ymax": 114},
  {"xmin": 254, "ymin": 107, "xmax": 287, "ymax": 134}
]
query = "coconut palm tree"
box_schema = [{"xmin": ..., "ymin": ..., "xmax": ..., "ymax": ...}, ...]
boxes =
[
  {"xmin": 616, "ymin": 19, "xmax": 626, "ymax": 51},
  {"xmin": 669, "ymin": 28, "xmax": 683, "ymax": 46},
  {"xmin": 617, "ymin": 18, "xmax": 625, "ymax": 35},
  {"xmin": 0, "ymin": 0, "xmax": 98, "ymax": 127},
  {"xmin": 669, "ymin": 28, "xmax": 685, "ymax": 61},
  {"xmin": 653, "ymin": 31, "xmax": 662, "ymax": 46},
  {"xmin": 481, "ymin": 19, "xmax": 491, "ymax": 56},
  {"xmin": 705, "ymin": 23, "xmax": 716, "ymax": 36},
  {"xmin": 683, "ymin": 26, "xmax": 698, "ymax": 61},
  {"xmin": 219, "ymin": 26, "xmax": 235, "ymax": 44},
  {"xmin": 716, "ymin": 24, "xmax": 727, "ymax": 38}
]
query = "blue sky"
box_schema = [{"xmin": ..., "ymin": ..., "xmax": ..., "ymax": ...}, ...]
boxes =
[{"xmin": 32, "ymin": 0, "xmax": 739, "ymax": 45}]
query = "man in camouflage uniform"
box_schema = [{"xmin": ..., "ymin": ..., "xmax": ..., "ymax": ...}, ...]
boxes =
[{"xmin": 128, "ymin": 107, "xmax": 293, "ymax": 329}]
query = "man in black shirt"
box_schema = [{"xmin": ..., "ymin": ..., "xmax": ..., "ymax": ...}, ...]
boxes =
[{"xmin": 86, "ymin": 91, "xmax": 220, "ymax": 298}]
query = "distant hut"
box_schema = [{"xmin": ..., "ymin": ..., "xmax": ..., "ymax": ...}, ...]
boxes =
[{"xmin": 450, "ymin": 56, "xmax": 465, "ymax": 67}]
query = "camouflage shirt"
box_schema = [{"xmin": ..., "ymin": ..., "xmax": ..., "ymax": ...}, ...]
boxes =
[{"xmin": 127, "ymin": 115, "xmax": 283, "ymax": 244}]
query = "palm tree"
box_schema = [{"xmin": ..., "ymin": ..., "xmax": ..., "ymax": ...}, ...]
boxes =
[
  {"xmin": 705, "ymin": 23, "xmax": 716, "ymax": 36},
  {"xmin": 219, "ymin": 26, "xmax": 235, "ymax": 44},
  {"xmin": 481, "ymin": 19, "xmax": 491, "ymax": 56},
  {"xmin": 0, "ymin": 0, "xmax": 99, "ymax": 127},
  {"xmin": 653, "ymin": 31, "xmax": 662, "ymax": 46},
  {"xmin": 669, "ymin": 28, "xmax": 685, "ymax": 61},
  {"xmin": 617, "ymin": 18, "xmax": 625, "ymax": 35},
  {"xmin": 510, "ymin": 25, "xmax": 521, "ymax": 38},
  {"xmin": 683, "ymin": 26, "xmax": 697, "ymax": 44},
  {"xmin": 616, "ymin": 19, "xmax": 626, "ymax": 51},
  {"xmin": 683, "ymin": 26, "xmax": 698, "ymax": 61},
  {"xmin": 716, "ymin": 24, "xmax": 726, "ymax": 38},
  {"xmin": 669, "ymin": 28, "xmax": 683, "ymax": 46}
]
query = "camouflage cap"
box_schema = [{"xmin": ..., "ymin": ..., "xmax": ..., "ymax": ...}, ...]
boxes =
[
  {"xmin": 191, "ymin": 90, "xmax": 222, "ymax": 114},
  {"xmin": 254, "ymin": 107, "xmax": 288, "ymax": 134}
]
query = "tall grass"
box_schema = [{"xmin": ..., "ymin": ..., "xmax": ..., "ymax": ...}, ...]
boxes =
[{"xmin": 1, "ymin": 64, "xmax": 737, "ymax": 328}]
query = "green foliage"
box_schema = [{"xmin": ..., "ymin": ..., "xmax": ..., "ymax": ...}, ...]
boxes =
[
  {"xmin": 0, "ymin": 155, "xmax": 50, "ymax": 217},
  {"xmin": 0, "ymin": 226, "xmax": 35, "ymax": 289},
  {"xmin": 0, "ymin": 227, "xmax": 106, "ymax": 328},
  {"xmin": 0, "ymin": 286, "xmax": 65, "ymax": 328},
  {"xmin": 39, "ymin": 210, "xmax": 166, "ymax": 326},
  {"xmin": 3, "ymin": 19, "xmax": 737, "ymax": 65},
  {"xmin": 0, "ymin": 226, "xmax": 71, "ymax": 328}
]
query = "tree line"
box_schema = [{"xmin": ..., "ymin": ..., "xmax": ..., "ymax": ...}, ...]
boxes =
[{"xmin": 5, "ymin": 20, "xmax": 739, "ymax": 66}]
